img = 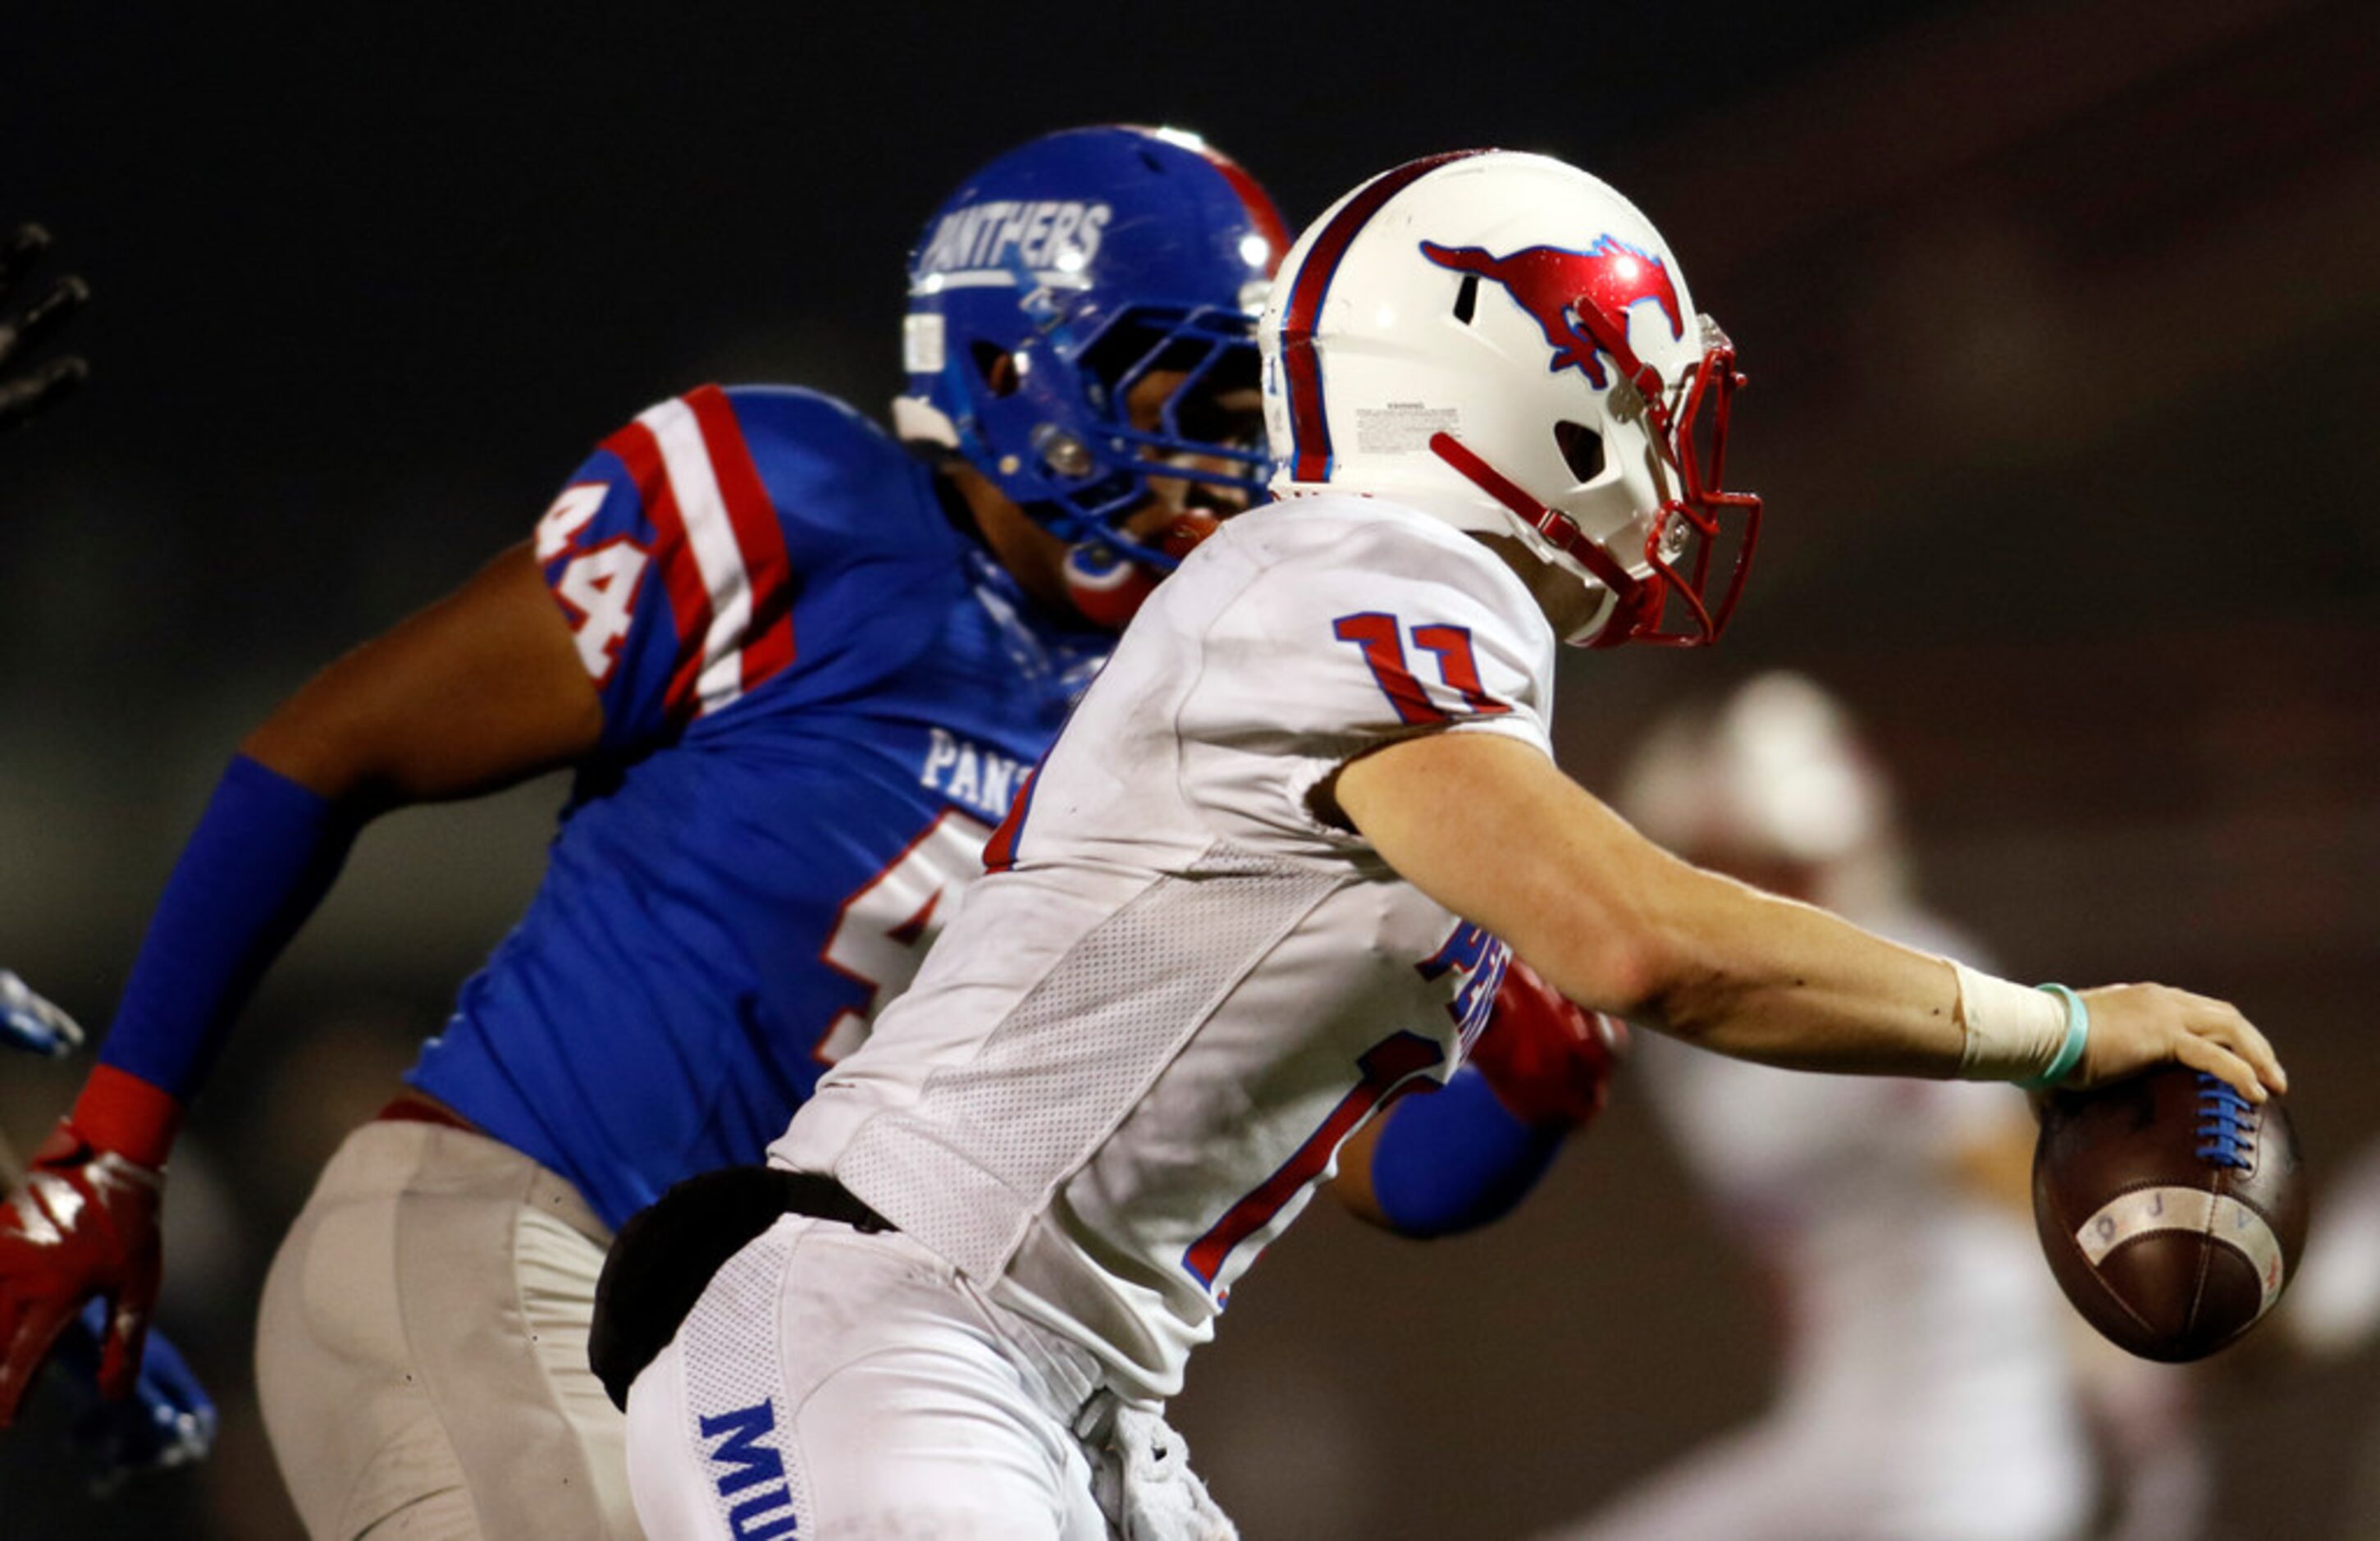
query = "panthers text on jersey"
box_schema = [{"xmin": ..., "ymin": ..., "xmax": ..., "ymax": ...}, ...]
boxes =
[
  {"xmin": 775, "ymin": 492, "xmax": 1554, "ymax": 1401},
  {"xmin": 407, "ymin": 384, "xmax": 1109, "ymax": 1231}
]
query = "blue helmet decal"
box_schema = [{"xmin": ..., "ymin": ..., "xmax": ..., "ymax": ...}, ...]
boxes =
[{"xmin": 898, "ymin": 126, "xmax": 1286, "ymax": 560}]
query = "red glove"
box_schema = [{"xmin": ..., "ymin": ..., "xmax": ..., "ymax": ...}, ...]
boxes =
[
  {"xmin": 0, "ymin": 1065, "xmax": 176, "ymax": 1427},
  {"xmin": 1464, "ymin": 958, "xmax": 1629, "ymax": 1127}
]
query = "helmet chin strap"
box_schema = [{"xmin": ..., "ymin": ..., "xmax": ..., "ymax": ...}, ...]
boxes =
[{"xmin": 1427, "ymin": 432, "xmax": 1665, "ymax": 648}]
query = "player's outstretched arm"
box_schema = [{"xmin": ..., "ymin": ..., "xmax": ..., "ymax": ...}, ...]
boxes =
[
  {"xmin": 1332, "ymin": 730, "xmax": 2285, "ymax": 1102},
  {"xmin": 0, "ymin": 543, "xmax": 601, "ymax": 1428},
  {"xmin": 0, "ymin": 225, "xmax": 90, "ymax": 435}
]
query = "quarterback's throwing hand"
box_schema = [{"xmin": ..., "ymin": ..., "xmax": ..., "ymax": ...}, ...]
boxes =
[
  {"xmin": 2074, "ymin": 982, "xmax": 2286, "ymax": 1102},
  {"xmin": 1, "ymin": 971, "xmax": 86, "ymax": 1059},
  {"xmin": 0, "ymin": 1120, "xmax": 163, "ymax": 1427},
  {"xmin": 0, "ymin": 224, "xmax": 89, "ymax": 435}
]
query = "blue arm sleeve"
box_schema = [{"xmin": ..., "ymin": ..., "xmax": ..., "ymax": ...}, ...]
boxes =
[
  {"xmin": 1365, "ymin": 1067, "xmax": 1566, "ymax": 1238},
  {"xmin": 96, "ymin": 754, "xmax": 360, "ymax": 1101}
]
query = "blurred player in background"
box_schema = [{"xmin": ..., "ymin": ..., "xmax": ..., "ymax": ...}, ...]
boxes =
[
  {"xmin": 1546, "ymin": 672, "xmax": 2209, "ymax": 1541},
  {"xmin": 0, "ymin": 232, "xmax": 220, "ymax": 1490},
  {"xmin": 603, "ymin": 149, "xmax": 2281, "ymax": 1539},
  {"xmin": 0, "ymin": 130, "xmax": 1610, "ymax": 1539},
  {"xmin": 2274, "ymin": 1137, "xmax": 2380, "ymax": 1535}
]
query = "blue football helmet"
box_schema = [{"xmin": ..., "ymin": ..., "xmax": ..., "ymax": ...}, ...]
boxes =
[{"xmin": 893, "ymin": 126, "xmax": 1286, "ymax": 567}]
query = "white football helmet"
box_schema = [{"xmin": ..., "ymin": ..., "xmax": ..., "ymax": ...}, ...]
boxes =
[
  {"xmin": 1259, "ymin": 149, "xmax": 1759, "ymax": 646},
  {"xmin": 1619, "ymin": 672, "xmax": 1892, "ymax": 869},
  {"xmin": 1617, "ymin": 671, "xmax": 1908, "ymax": 920}
]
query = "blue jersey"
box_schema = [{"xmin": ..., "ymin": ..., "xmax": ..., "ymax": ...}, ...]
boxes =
[{"xmin": 407, "ymin": 385, "xmax": 1106, "ymax": 1230}]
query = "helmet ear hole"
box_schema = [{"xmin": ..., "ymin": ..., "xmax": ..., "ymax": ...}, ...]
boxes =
[
  {"xmin": 1554, "ymin": 419, "xmax": 1605, "ymax": 482},
  {"xmin": 972, "ymin": 341, "xmax": 1022, "ymax": 399},
  {"xmin": 1452, "ymin": 273, "xmax": 1478, "ymax": 325}
]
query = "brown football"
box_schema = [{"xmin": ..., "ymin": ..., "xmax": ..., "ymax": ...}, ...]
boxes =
[{"xmin": 2033, "ymin": 1065, "xmax": 2308, "ymax": 1361}]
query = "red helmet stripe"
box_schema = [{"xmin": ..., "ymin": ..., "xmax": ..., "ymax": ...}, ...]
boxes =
[{"xmin": 1279, "ymin": 150, "xmax": 1491, "ymax": 482}]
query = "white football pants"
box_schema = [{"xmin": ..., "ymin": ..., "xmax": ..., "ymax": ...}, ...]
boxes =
[{"xmin": 625, "ymin": 1214, "xmax": 1231, "ymax": 1540}]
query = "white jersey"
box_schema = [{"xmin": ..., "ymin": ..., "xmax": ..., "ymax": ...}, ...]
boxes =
[{"xmin": 774, "ymin": 493, "xmax": 1553, "ymax": 1400}]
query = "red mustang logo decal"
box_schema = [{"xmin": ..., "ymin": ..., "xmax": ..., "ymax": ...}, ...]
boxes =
[{"xmin": 1420, "ymin": 235, "xmax": 1684, "ymax": 391}]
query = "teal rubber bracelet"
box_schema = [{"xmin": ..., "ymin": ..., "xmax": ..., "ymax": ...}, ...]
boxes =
[{"xmin": 2018, "ymin": 984, "xmax": 2090, "ymax": 1089}]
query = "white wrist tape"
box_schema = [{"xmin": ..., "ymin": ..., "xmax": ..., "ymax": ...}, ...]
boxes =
[{"xmin": 1953, "ymin": 962, "xmax": 2070, "ymax": 1081}]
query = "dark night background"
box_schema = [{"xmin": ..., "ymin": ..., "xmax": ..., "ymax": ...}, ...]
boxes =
[{"xmin": 3, "ymin": 2, "xmax": 2378, "ymax": 1535}]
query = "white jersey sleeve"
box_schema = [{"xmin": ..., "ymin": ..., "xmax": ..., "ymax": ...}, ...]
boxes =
[{"xmin": 1166, "ymin": 501, "xmax": 1556, "ymax": 862}]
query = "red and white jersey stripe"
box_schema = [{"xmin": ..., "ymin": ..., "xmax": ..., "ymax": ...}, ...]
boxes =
[{"xmin": 599, "ymin": 385, "xmax": 797, "ymax": 720}]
